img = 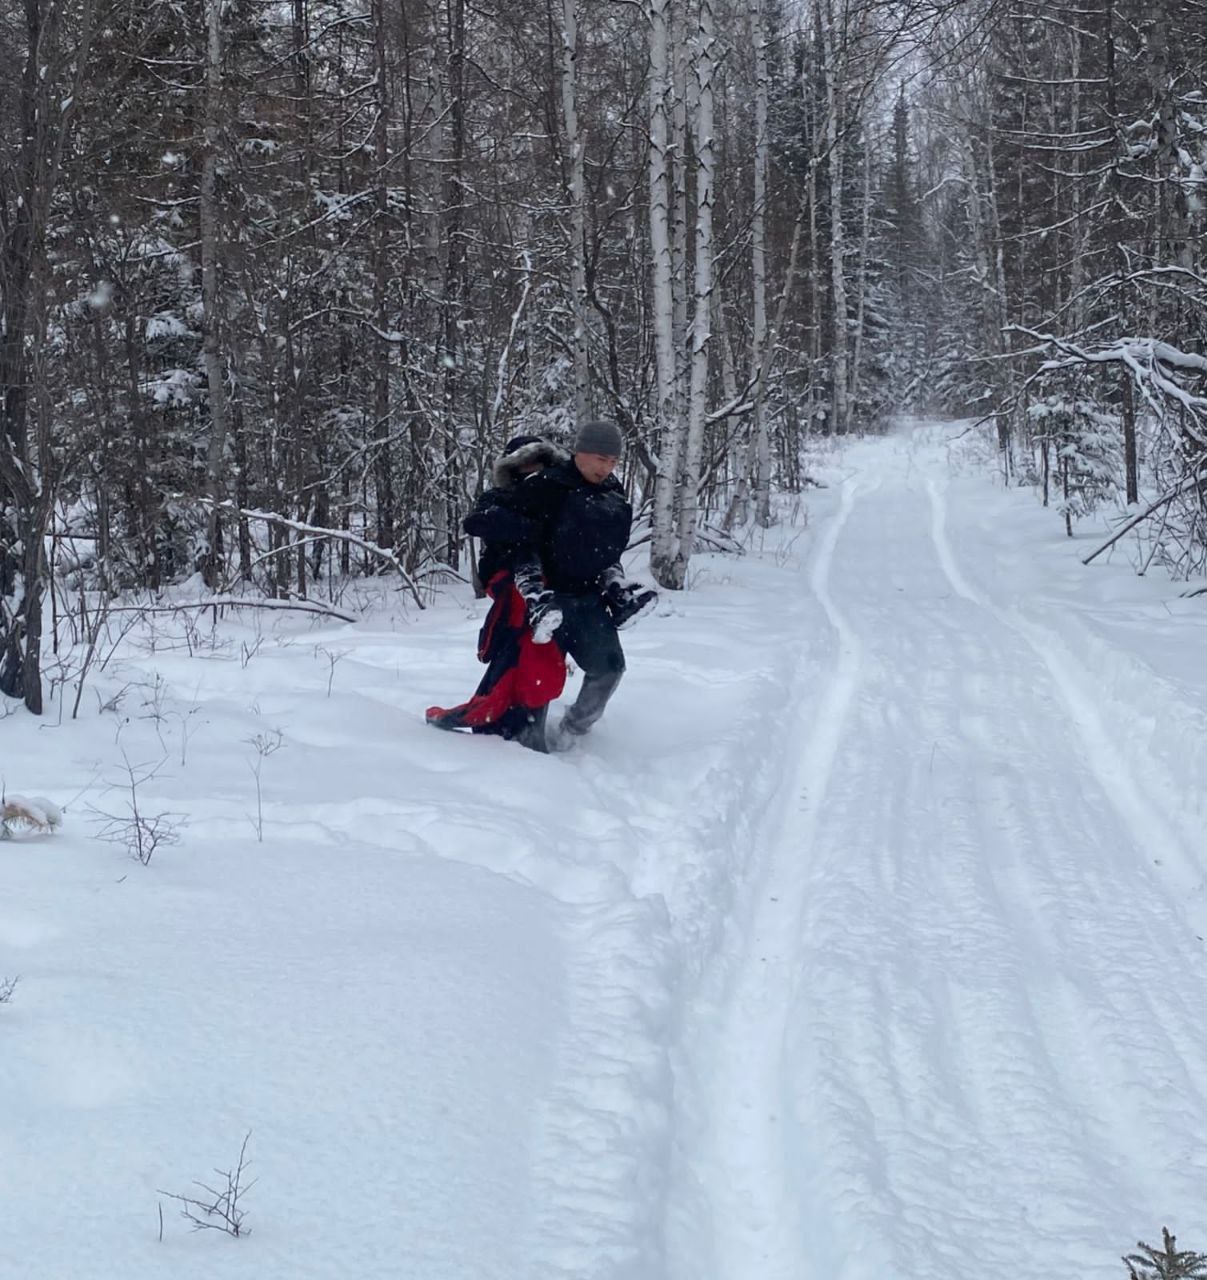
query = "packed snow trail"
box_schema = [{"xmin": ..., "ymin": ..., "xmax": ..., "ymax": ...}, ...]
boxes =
[
  {"xmin": 682, "ymin": 475, "xmax": 869, "ymax": 1280},
  {"xmin": 6, "ymin": 424, "xmax": 1207, "ymax": 1280},
  {"xmin": 677, "ymin": 431, "xmax": 1207, "ymax": 1280}
]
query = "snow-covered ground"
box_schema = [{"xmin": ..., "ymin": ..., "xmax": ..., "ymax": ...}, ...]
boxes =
[{"xmin": 4, "ymin": 422, "xmax": 1207, "ymax": 1279}]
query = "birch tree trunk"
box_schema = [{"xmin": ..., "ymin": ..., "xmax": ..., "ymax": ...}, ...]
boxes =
[
  {"xmin": 649, "ymin": 0, "xmax": 682, "ymax": 583},
  {"xmin": 560, "ymin": 0, "xmax": 590, "ymax": 420},
  {"xmin": 670, "ymin": 0, "xmax": 691, "ymax": 402},
  {"xmin": 201, "ymin": 0, "xmax": 230, "ymax": 588},
  {"xmin": 668, "ymin": 0, "xmax": 716, "ymax": 585}
]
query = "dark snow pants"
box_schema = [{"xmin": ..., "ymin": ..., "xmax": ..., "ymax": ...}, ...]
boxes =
[{"xmin": 552, "ymin": 592, "xmax": 625, "ymax": 734}]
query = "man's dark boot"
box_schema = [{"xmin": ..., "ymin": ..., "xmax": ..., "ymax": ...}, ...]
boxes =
[{"xmin": 549, "ymin": 669, "xmax": 623, "ymax": 750}]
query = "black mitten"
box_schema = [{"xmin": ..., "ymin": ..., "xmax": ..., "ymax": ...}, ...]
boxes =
[{"xmin": 603, "ymin": 578, "xmax": 658, "ymax": 630}]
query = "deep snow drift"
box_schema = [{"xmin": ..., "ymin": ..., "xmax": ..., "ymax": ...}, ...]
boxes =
[{"xmin": 3, "ymin": 423, "xmax": 1206, "ymax": 1280}]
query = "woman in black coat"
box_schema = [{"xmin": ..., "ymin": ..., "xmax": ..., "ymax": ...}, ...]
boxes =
[{"xmin": 425, "ymin": 436, "xmax": 567, "ymax": 749}]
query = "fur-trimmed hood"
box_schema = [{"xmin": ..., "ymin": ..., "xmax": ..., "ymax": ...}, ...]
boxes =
[{"xmin": 492, "ymin": 438, "xmax": 568, "ymax": 488}]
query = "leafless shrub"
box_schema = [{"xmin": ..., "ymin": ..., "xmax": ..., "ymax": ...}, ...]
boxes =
[
  {"xmin": 175, "ymin": 696, "xmax": 204, "ymax": 768},
  {"xmin": 314, "ymin": 645, "xmax": 348, "ymax": 697},
  {"xmin": 246, "ymin": 729, "xmax": 284, "ymax": 842},
  {"xmin": 94, "ymin": 682, "xmax": 132, "ymax": 717},
  {"xmin": 138, "ymin": 673, "xmax": 172, "ymax": 750},
  {"xmin": 89, "ymin": 753, "xmax": 184, "ymax": 865},
  {"xmin": 158, "ymin": 1132, "xmax": 254, "ymax": 1239},
  {"xmin": 0, "ymin": 975, "xmax": 19, "ymax": 1004},
  {"xmin": 67, "ymin": 589, "xmax": 115, "ymax": 720}
]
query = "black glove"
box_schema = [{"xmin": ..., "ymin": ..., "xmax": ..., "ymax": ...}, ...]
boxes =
[
  {"xmin": 526, "ymin": 590, "xmax": 562, "ymax": 644},
  {"xmin": 603, "ymin": 578, "xmax": 658, "ymax": 630}
]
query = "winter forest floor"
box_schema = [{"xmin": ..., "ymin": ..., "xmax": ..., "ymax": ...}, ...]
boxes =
[{"xmin": 4, "ymin": 421, "xmax": 1207, "ymax": 1280}]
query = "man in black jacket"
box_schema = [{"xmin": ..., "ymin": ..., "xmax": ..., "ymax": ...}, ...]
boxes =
[{"xmin": 469, "ymin": 418, "xmax": 655, "ymax": 750}]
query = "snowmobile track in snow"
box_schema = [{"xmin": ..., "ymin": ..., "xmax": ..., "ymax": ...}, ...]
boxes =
[
  {"xmin": 674, "ymin": 440, "xmax": 1207, "ymax": 1280},
  {"xmin": 926, "ymin": 475, "xmax": 1205, "ymax": 919},
  {"xmin": 692, "ymin": 475, "xmax": 869, "ymax": 1280}
]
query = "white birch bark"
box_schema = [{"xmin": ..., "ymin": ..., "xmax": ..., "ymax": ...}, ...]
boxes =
[
  {"xmin": 649, "ymin": 0, "xmax": 682, "ymax": 582},
  {"xmin": 669, "ymin": 0, "xmax": 716, "ymax": 584},
  {"xmin": 670, "ymin": 0, "xmax": 691, "ymax": 399},
  {"xmin": 560, "ymin": 0, "xmax": 590, "ymax": 421}
]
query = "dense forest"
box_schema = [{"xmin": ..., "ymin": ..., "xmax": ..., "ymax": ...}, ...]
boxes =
[{"xmin": 1, "ymin": 0, "xmax": 1204, "ymax": 711}]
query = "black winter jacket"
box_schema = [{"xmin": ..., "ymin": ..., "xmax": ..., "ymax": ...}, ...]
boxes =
[
  {"xmin": 468, "ymin": 458, "xmax": 632, "ymax": 594},
  {"xmin": 463, "ymin": 439, "xmax": 567, "ymax": 585}
]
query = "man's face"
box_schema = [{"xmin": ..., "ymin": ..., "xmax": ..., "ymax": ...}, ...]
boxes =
[{"xmin": 574, "ymin": 452, "xmax": 619, "ymax": 485}]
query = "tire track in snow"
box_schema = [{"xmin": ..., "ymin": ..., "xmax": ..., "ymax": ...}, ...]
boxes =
[
  {"xmin": 690, "ymin": 476, "xmax": 866, "ymax": 1280},
  {"xmin": 926, "ymin": 475, "xmax": 1206, "ymax": 911}
]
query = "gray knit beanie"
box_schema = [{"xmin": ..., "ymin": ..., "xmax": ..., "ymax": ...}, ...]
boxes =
[{"xmin": 572, "ymin": 418, "xmax": 624, "ymax": 458}]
